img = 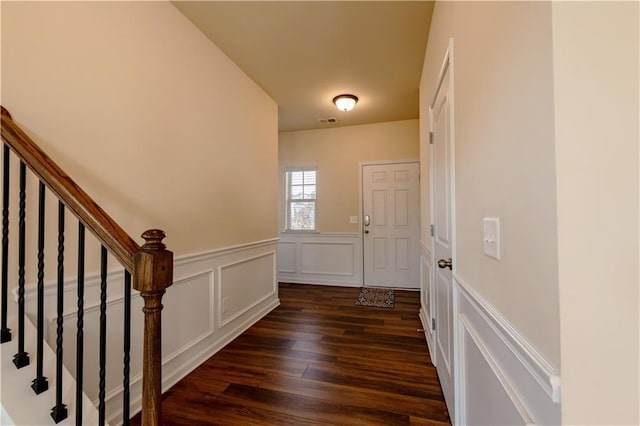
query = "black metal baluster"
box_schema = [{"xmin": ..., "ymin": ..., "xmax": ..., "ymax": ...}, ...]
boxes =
[
  {"xmin": 32, "ymin": 181, "xmax": 48, "ymax": 394},
  {"xmin": 13, "ymin": 162, "xmax": 28, "ymax": 368},
  {"xmin": 75, "ymin": 223, "xmax": 85, "ymax": 426},
  {"xmin": 122, "ymin": 270, "xmax": 131, "ymax": 426},
  {"xmin": 98, "ymin": 246, "xmax": 107, "ymax": 425},
  {"xmin": 1, "ymin": 145, "xmax": 11, "ymax": 343},
  {"xmin": 51, "ymin": 201, "xmax": 67, "ymax": 422}
]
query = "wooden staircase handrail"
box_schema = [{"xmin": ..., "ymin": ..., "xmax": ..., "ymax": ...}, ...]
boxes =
[
  {"xmin": 0, "ymin": 106, "xmax": 140, "ymax": 271},
  {"xmin": 1, "ymin": 106, "xmax": 173, "ymax": 426}
]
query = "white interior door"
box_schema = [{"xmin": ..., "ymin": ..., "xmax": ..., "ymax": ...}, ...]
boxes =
[
  {"xmin": 362, "ymin": 162, "xmax": 420, "ymax": 288},
  {"xmin": 431, "ymin": 45, "xmax": 455, "ymax": 422}
]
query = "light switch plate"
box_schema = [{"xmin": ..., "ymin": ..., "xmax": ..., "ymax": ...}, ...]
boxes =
[
  {"xmin": 350, "ymin": 216, "xmax": 358, "ymax": 224},
  {"xmin": 483, "ymin": 217, "xmax": 500, "ymax": 260}
]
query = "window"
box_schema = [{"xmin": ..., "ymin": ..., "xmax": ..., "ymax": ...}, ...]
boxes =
[{"xmin": 285, "ymin": 169, "xmax": 317, "ymax": 231}]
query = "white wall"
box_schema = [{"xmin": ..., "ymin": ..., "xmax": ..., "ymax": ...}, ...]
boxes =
[
  {"xmin": 1, "ymin": 1, "xmax": 278, "ymax": 268},
  {"xmin": 420, "ymin": 1, "xmax": 639, "ymax": 424},
  {"xmin": 552, "ymin": 2, "xmax": 639, "ymax": 424},
  {"xmin": 420, "ymin": 0, "xmax": 559, "ymax": 369},
  {"xmin": 419, "ymin": 2, "xmax": 562, "ymax": 423},
  {"xmin": 1, "ymin": 2, "xmax": 280, "ymax": 422},
  {"xmin": 279, "ymin": 120, "xmax": 419, "ymax": 233},
  {"xmin": 278, "ymin": 120, "xmax": 419, "ymax": 287}
]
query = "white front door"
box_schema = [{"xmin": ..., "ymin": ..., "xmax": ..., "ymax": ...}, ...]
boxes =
[
  {"xmin": 431, "ymin": 44, "xmax": 455, "ymax": 422},
  {"xmin": 362, "ymin": 162, "xmax": 420, "ymax": 288}
]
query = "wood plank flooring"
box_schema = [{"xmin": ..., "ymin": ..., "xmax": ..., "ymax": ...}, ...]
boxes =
[{"xmin": 131, "ymin": 283, "xmax": 450, "ymax": 425}]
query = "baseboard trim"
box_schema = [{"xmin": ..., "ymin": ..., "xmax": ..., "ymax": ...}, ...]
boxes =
[{"xmin": 279, "ymin": 279, "xmax": 362, "ymax": 288}]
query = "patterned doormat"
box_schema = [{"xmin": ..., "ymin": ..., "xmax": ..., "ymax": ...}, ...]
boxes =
[{"xmin": 355, "ymin": 287, "xmax": 395, "ymax": 309}]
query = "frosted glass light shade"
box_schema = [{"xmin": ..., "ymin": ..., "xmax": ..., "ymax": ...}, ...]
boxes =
[{"xmin": 333, "ymin": 94, "xmax": 358, "ymax": 112}]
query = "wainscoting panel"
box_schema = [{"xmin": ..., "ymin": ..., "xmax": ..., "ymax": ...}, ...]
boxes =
[
  {"xmin": 21, "ymin": 238, "xmax": 280, "ymax": 424},
  {"xmin": 459, "ymin": 318, "xmax": 529, "ymax": 425},
  {"xmin": 278, "ymin": 233, "xmax": 362, "ymax": 287},
  {"xmin": 278, "ymin": 242, "xmax": 297, "ymax": 273},
  {"xmin": 162, "ymin": 271, "xmax": 215, "ymax": 362},
  {"xmin": 454, "ymin": 274, "xmax": 561, "ymax": 425},
  {"xmin": 218, "ymin": 251, "xmax": 277, "ymax": 327},
  {"xmin": 300, "ymin": 242, "xmax": 354, "ymax": 275}
]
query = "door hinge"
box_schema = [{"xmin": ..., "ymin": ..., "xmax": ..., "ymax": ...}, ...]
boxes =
[
  {"xmin": 430, "ymin": 224, "xmax": 434, "ymax": 237},
  {"xmin": 431, "ymin": 318, "xmax": 436, "ymax": 330},
  {"xmin": 429, "ymin": 132, "xmax": 434, "ymax": 145}
]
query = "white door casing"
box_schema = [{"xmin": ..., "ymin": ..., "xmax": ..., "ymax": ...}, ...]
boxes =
[
  {"xmin": 362, "ymin": 162, "xmax": 420, "ymax": 289},
  {"xmin": 430, "ymin": 40, "xmax": 456, "ymax": 422}
]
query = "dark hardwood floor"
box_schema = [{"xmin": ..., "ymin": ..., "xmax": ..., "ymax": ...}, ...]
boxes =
[{"xmin": 131, "ymin": 283, "xmax": 450, "ymax": 425}]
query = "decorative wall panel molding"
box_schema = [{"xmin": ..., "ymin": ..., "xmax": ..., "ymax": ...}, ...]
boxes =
[
  {"xmin": 278, "ymin": 233, "xmax": 362, "ymax": 287},
  {"xmin": 453, "ymin": 274, "xmax": 561, "ymax": 425},
  {"xmin": 20, "ymin": 239, "xmax": 280, "ymax": 424}
]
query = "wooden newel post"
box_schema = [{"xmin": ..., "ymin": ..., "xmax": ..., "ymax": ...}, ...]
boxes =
[{"xmin": 133, "ymin": 229, "xmax": 173, "ymax": 426}]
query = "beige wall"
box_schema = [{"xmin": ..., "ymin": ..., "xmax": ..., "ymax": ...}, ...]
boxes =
[
  {"xmin": 1, "ymin": 1, "xmax": 278, "ymax": 284},
  {"xmin": 420, "ymin": 2, "xmax": 560, "ymax": 365},
  {"xmin": 278, "ymin": 120, "xmax": 419, "ymax": 233},
  {"xmin": 552, "ymin": 2, "xmax": 639, "ymax": 424}
]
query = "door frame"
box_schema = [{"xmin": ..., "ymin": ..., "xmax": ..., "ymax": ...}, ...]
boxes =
[
  {"xmin": 359, "ymin": 159, "xmax": 420, "ymax": 287},
  {"xmin": 428, "ymin": 38, "xmax": 460, "ymax": 423}
]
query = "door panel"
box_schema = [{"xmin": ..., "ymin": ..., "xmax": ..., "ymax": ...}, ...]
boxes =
[
  {"xmin": 431, "ymin": 51, "xmax": 455, "ymax": 421},
  {"xmin": 374, "ymin": 238, "xmax": 388, "ymax": 269},
  {"xmin": 395, "ymin": 238, "xmax": 409, "ymax": 270},
  {"xmin": 363, "ymin": 163, "xmax": 420, "ymax": 288},
  {"xmin": 395, "ymin": 190, "xmax": 409, "ymax": 226},
  {"xmin": 373, "ymin": 190, "xmax": 387, "ymax": 225}
]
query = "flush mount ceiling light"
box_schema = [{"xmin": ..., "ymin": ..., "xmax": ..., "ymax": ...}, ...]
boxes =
[{"xmin": 332, "ymin": 94, "xmax": 359, "ymax": 112}]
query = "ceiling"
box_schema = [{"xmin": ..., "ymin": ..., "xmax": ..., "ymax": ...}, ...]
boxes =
[{"xmin": 172, "ymin": 1, "xmax": 434, "ymax": 132}]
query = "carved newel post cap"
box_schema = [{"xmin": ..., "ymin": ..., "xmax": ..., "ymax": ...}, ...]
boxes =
[
  {"xmin": 133, "ymin": 229, "xmax": 173, "ymax": 293},
  {"xmin": 141, "ymin": 229, "xmax": 166, "ymax": 251}
]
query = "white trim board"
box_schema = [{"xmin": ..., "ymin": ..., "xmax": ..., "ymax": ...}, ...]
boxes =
[
  {"xmin": 419, "ymin": 308, "xmax": 434, "ymax": 360},
  {"xmin": 419, "ymin": 243, "xmax": 434, "ymax": 357}
]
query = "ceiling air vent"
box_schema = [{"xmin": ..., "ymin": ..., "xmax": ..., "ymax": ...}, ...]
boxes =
[{"xmin": 318, "ymin": 117, "xmax": 338, "ymax": 124}]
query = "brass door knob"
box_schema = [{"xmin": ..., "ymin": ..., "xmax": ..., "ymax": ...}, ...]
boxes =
[{"xmin": 437, "ymin": 258, "xmax": 452, "ymax": 270}]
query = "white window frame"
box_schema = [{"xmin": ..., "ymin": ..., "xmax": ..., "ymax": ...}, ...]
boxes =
[{"xmin": 285, "ymin": 167, "xmax": 317, "ymax": 232}]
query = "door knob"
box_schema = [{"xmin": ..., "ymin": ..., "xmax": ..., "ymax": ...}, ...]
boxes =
[
  {"xmin": 364, "ymin": 230, "xmax": 369, "ymax": 234},
  {"xmin": 437, "ymin": 258, "xmax": 452, "ymax": 270}
]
